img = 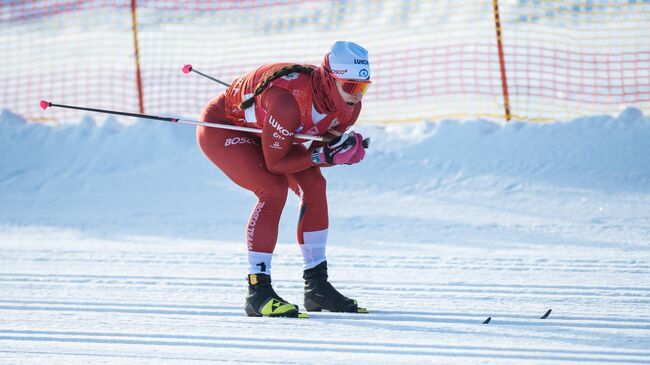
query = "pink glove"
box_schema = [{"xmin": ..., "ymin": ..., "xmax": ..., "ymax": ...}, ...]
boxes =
[
  {"xmin": 345, "ymin": 134, "xmax": 366, "ymax": 165},
  {"xmin": 311, "ymin": 132, "xmax": 365, "ymax": 165}
]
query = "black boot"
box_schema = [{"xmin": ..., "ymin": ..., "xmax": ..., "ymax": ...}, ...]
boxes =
[
  {"xmin": 244, "ymin": 274, "xmax": 300, "ymax": 317},
  {"xmin": 303, "ymin": 261, "xmax": 367, "ymax": 313}
]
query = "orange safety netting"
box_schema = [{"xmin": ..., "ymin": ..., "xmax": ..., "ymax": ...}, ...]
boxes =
[{"xmin": 1, "ymin": 0, "xmax": 649, "ymax": 124}]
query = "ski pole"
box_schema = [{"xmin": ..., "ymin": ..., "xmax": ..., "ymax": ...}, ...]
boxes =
[
  {"xmin": 182, "ymin": 64, "xmax": 230, "ymax": 87},
  {"xmin": 39, "ymin": 100, "xmax": 326, "ymax": 142}
]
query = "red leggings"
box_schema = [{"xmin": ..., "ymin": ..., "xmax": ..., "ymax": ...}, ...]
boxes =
[{"xmin": 196, "ymin": 94, "xmax": 328, "ymax": 253}]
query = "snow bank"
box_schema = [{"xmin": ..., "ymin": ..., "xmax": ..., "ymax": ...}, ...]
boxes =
[
  {"xmin": 1, "ymin": 108, "xmax": 649, "ymax": 240},
  {"xmin": 350, "ymin": 108, "xmax": 650, "ymax": 192}
]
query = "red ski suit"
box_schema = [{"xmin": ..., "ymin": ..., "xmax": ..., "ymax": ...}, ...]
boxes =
[{"xmin": 196, "ymin": 63, "xmax": 361, "ymax": 253}]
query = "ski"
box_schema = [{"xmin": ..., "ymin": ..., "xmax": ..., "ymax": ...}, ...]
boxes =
[
  {"xmin": 482, "ymin": 309, "xmax": 552, "ymax": 324},
  {"xmin": 268, "ymin": 310, "xmax": 367, "ymax": 318}
]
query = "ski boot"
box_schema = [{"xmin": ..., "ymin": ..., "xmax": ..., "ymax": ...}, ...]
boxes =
[
  {"xmin": 245, "ymin": 274, "xmax": 303, "ymax": 317},
  {"xmin": 303, "ymin": 261, "xmax": 368, "ymax": 313}
]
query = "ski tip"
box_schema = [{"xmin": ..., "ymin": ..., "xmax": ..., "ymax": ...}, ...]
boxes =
[
  {"xmin": 540, "ymin": 309, "xmax": 552, "ymax": 319},
  {"xmin": 40, "ymin": 99, "xmax": 50, "ymax": 110},
  {"xmin": 483, "ymin": 317, "xmax": 491, "ymax": 324},
  {"xmin": 182, "ymin": 64, "xmax": 193, "ymax": 74},
  {"xmin": 297, "ymin": 312, "xmax": 310, "ymax": 319},
  {"xmin": 356, "ymin": 307, "xmax": 369, "ymax": 314}
]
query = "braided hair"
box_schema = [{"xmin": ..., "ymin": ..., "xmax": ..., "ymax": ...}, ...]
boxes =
[{"xmin": 239, "ymin": 64, "xmax": 314, "ymax": 110}]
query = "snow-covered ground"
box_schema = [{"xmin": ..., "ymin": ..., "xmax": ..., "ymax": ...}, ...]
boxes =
[{"xmin": 1, "ymin": 108, "xmax": 649, "ymax": 364}]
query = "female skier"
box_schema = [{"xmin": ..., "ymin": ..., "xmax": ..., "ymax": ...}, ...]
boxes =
[{"xmin": 196, "ymin": 41, "xmax": 371, "ymax": 317}]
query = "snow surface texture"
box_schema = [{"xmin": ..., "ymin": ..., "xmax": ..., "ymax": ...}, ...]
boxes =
[{"xmin": 1, "ymin": 108, "xmax": 649, "ymax": 364}]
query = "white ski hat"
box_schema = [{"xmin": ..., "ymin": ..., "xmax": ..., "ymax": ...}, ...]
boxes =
[{"xmin": 326, "ymin": 41, "xmax": 371, "ymax": 81}]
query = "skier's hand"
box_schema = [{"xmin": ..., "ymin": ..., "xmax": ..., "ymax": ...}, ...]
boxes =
[
  {"xmin": 310, "ymin": 132, "xmax": 365, "ymax": 165},
  {"xmin": 344, "ymin": 135, "xmax": 366, "ymax": 165}
]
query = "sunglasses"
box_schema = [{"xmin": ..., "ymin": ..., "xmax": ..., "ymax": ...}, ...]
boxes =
[{"xmin": 326, "ymin": 68, "xmax": 372, "ymax": 96}]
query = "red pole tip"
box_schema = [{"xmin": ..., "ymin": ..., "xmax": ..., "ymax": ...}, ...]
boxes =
[
  {"xmin": 40, "ymin": 100, "xmax": 50, "ymax": 110},
  {"xmin": 182, "ymin": 64, "xmax": 193, "ymax": 74}
]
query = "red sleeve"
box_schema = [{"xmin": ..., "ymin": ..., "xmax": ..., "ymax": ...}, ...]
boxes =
[{"xmin": 260, "ymin": 86, "xmax": 314, "ymax": 174}]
